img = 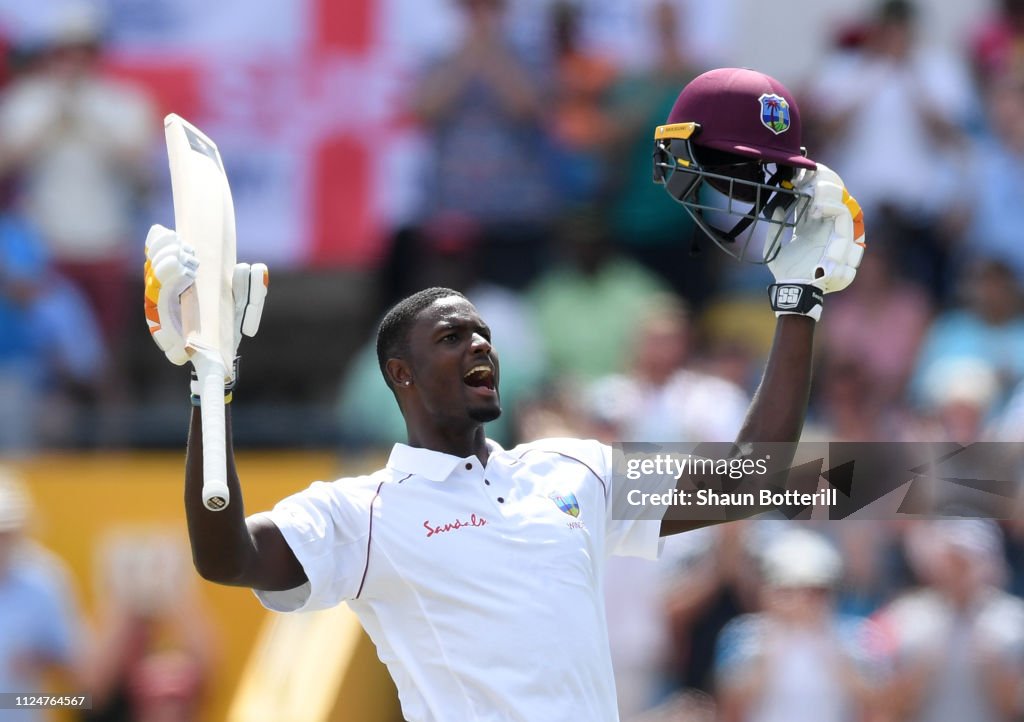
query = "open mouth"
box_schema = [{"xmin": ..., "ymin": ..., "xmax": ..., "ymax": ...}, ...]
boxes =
[{"xmin": 463, "ymin": 364, "xmax": 496, "ymax": 392}]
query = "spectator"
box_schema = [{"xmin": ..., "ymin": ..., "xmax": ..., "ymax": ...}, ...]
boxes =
[
  {"xmin": 83, "ymin": 530, "xmax": 216, "ymax": 722},
  {"xmin": 989, "ymin": 373, "xmax": 1024, "ymax": 441},
  {"xmin": 694, "ymin": 299, "xmax": 776, "ymax": 393},
  {"xmin": 584, "ymin": 297, "xmax": 749, "ymax": 442},
  {"xmin": 961, "ymin": 69, "xmax": 1024, "ymax": 284},
  {"xmin": 819, "ymin": 244, "xmax": 932, "ymax": 403},
  {"xmin": 878, "ymin": 520, "xmax": 1024, "ymax": 722},
  {"xmin": 570, "ymin": 0, "xmax": 736, "ymax": 74},
  {"xmin": 0, "ymin": 2, "xmax": 155, "ymax": 349},
  {"xmin": 808, "ymin": 359, "xmax": 880, "ymax": 442},
  {"xmin": 970, "ymin": 0, "xmax": 1024, "ymax": 87},
  {"xmin": 0, "ymin": 205, "xmax": 106, "ymax": 450},
  {"xmin": 413, "ymin": 0, "xmax": 554, "ymax": 289},
  {"xmin": 603, "ymin": 0, "xmax": 707, "ymax": 306},
  {"xmin": 528, "ymin": 207, "xmax": 669, "ymax": 382},
  {"xmin": 0, "ymin": 210, "xmax": 48, "ymax": 451},
  {"xmin": 546, "ymin": 0, "xmax": 619, "ymax": 204},
  {"xmin": 804, "ymin": 0, "xmax": 975, "ymax": 297},
  {"xmin": 916, "ymin": 358, "xmax": 1001, "ymax": 444},
  {"xmin": 806, "ymin": 357, "xmax": 918, "ymax": 442},
  {"xmin": 663, "ymin": 523, "xmax": 761, "ymax": 699},
  {"xmin": 833, "ymin": 522, "xmax": 911, "ymax": 619},
  {"xmin": 604, "ymin": 531, "xmax": 714, "ymax": 719},
  {"xmin": 909, "ymin": 258, "xmax": 1024, "ymax": 411},
  {"xmin": 714, "ymin": 527, "xmax": 883, "ymax": 722},
  {"xmin": 0, "ymin": 470, "xmax": 84, "ymax": 720}
]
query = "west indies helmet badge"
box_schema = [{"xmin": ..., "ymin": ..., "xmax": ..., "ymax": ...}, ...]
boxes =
[{"xmin": 759, "ymin": 93, "xmax": 791, "ymax": 135}]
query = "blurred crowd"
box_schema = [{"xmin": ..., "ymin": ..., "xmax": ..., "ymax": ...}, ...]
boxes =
[
  {"xmin": 616, "ymin": 517, "xmax": 1024, "ymax": 722},
  {"xmin": 0, "ymin": 0, "xmax": 1020, "ymax": 450},
  {"xmin": 1, "ymin": 0, "xmax": 1024, "ymax": 719},
  {"xmin": 339, "ymin": 0, "xmax": 1024, "ymax": 453},
  {"xmin": 0, "ymin": 472, "xmax": 216, "ymax": 722},
  {"xmin": 4, "ymin": 467, "xmax": 1024, "ymax": 722}
]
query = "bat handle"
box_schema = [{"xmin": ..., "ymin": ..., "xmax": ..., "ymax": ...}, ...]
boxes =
[{"xmin": 195, "ymin": 352, "xmax": 230, "ymax": 511}]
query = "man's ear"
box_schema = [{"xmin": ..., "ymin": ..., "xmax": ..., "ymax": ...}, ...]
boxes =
[{"xmin": 386, "ymin": 358, "xmax": 413, "ymax": 388}]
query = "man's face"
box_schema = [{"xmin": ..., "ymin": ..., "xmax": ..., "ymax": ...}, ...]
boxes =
[{"xmin": 404, "ymin": 297, "xmax": 501, "ymax": 425}]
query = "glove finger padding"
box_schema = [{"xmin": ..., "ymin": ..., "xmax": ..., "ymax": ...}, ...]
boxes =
[
  {"xmin": 191, "ymin": 263, "xmax": 268, "ymax": 400},
  {"xmin": 231, "ymin": 263, "xmax": 268, "ymax": 353},
  {"xmin": 815, "ymin": 189, "xmax": 865, "ymax": 294},
  {"xmin": 768, "ymin": 162, "xmax": 866, "ymax": 295},
  {"xmin": 144, "ymin": 225, "xmax": 197, "ymax": 365}
]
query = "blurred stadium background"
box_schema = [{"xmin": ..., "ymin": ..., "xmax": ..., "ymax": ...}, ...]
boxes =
[{"xmin": 1, "ymin": 0, "xmax": 1024, "ymax": 720}]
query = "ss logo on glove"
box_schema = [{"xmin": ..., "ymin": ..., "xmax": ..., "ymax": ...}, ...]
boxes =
[{"xmin": 774, "ymin": 286, "xmax": 803, "ymax": 309}]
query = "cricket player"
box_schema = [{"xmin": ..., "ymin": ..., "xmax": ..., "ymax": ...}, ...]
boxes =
[{"xmin": 143, "ymin": 68, "xmax": 864, "ymax": 721}]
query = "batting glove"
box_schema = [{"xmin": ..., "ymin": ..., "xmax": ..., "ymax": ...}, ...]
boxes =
[
  {"xmin": 143, "ymin": 224, "xmax": 268, "ymax": 396},
  {"xmin": 766, "ymin": 163, "xmax": 865, "ymax": 321}
]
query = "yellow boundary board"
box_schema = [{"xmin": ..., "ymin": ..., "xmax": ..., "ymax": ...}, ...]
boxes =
[{"xmin": 6, "ymin": 452, "xmax": 398, "ymax": 722}]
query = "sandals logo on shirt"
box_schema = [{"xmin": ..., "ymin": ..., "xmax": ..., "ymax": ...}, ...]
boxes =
[
  {"xmin": 549, "ymin": 492, "xmax": 580, "ymax": 518},
  {"xmin": 423, "ymin": 514, "xmax": 487, "ymax": 538}
]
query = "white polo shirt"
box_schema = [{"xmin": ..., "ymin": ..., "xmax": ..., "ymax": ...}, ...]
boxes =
[{"xmin": 253, "ymin": 437, "xmax": 669, "ymax": 722}]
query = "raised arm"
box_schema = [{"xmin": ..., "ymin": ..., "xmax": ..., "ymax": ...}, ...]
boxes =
[
  {"xmin": 739, "ymin": 162, "xmax": 864, "ymax": 448},
  {"xmin": 659, "ymin": 316, "xmax": 815, "ymax": 537},
  {"xmin": 661, "ymin": 164, "xmax": 865, "ymax": 536},
  {"xmin": 185, "ymin": 406, "xmax": 306, "ymax": 589},
  {"xmin": 145, "ymin": 225, "xmax": 304, "ymax": 590},
  {"xmin": 735, "ymin": 315, "xmax": 815, "ymax": 445}
]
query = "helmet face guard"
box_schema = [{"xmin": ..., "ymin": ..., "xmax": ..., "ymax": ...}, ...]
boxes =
[{"xmin": 652, "ymin": 122, "xmax": 813, "ymax": 264}]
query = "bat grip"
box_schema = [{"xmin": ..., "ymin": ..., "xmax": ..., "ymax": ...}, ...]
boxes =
[{"xmin": 195, "ymin": 353, "xmax": 229, "ymax": 511}]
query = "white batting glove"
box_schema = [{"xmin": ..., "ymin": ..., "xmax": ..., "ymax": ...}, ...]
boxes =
[
  {"xmin": 766, "ymin": 163, "xmax": 866, "ymax": 321},
  {"xmin": 143, "ymin": 224, "xmax": 268, "ymax": 383},
  {"xmin": 145, "ymin": 224, "xmax": 198, "ymax": 366}
]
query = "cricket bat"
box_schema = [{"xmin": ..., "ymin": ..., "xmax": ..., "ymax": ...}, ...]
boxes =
[{"xmin": 164, "ymin": 114, "xmax": 236, "ymax": 511}]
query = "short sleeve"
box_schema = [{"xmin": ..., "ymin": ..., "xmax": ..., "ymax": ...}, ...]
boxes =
[
  {"xmin": 252, "ymin": 477, "xmax": 382, "ymax": 613},
  {"xmin": 599, "ymin": 442, "xmax": 673, "ymax": 561}
]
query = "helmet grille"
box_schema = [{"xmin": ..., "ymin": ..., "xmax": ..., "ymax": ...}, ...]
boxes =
[{"xmin": 653, "ymin": 138, "xmax": 812, "ymax": 264}]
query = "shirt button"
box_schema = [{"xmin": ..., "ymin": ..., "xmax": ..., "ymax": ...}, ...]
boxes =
[
  {"xmin": 465, "ymin": 463, "xmax": 473, "ymax": 470},
  {"xmin": 484, "ymin": 479, "xmax": 490, "ymax": 486},
  {"xmin": 497, "ymin": 497, "xmax": 505, "ymax": 503}
]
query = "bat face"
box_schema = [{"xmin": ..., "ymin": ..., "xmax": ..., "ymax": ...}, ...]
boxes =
[
  {"xmin": 164, "ymin": 113, "xmax": 237, "ymax": 510},
  {"xmin": 164, "ymin": 113, "xmax": 237, "ymax": 379}
]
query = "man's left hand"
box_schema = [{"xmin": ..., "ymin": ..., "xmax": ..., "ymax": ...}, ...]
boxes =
[{"xmin": 767, "ymin": 163, "xmax": 865, "ymax": 321}]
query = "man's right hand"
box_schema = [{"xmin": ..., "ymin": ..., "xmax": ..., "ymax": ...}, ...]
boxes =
[
  {"xmin": 144, "ymin": 224, "xmax": 199, "ymax": 366},
  {"xmin": 143, "ymin": 224, "xmax": 269, "ymax": 378}
]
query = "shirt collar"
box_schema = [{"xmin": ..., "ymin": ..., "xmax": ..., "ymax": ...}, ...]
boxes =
[{"xmin": 387, "ymin": 439, "xmax": 505, "ymax": 482}]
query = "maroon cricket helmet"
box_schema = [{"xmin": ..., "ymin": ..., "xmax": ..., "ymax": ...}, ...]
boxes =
[
  {"xmin": 652, "ymin": 68, "xmax": 816, "ymax": 263},
  {"xmin": 667, "ymin": 67, "xmax": 816, "ymax": 170}
]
